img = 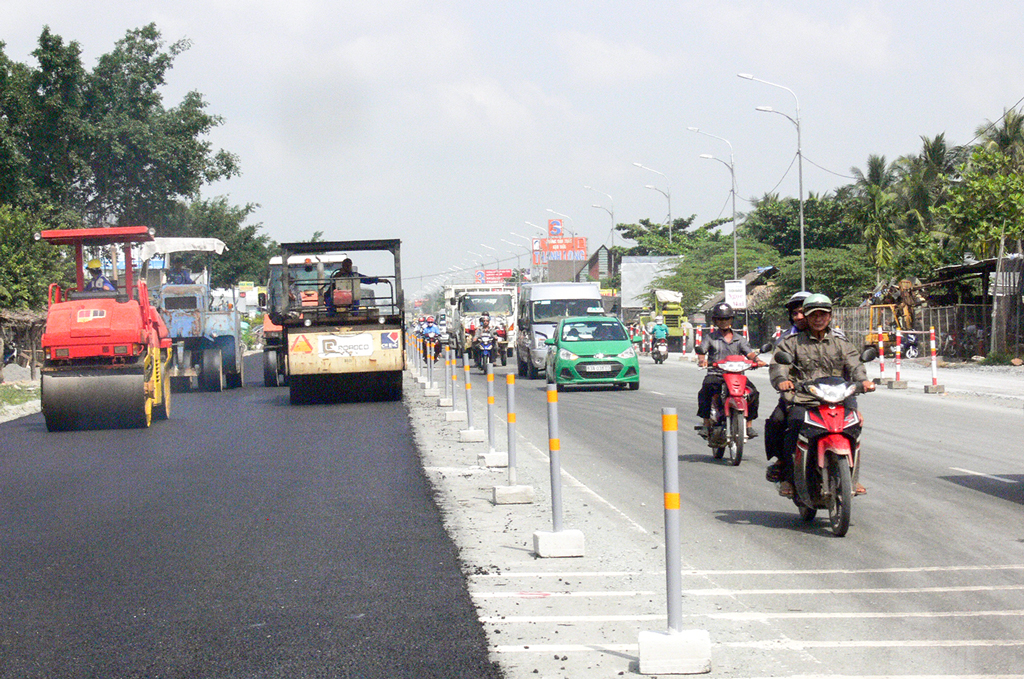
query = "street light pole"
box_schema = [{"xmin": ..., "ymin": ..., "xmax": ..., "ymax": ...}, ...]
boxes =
[
  {"xmin": 738, "ymin": 73, "xmax": 805, "ymax": 290},
  {"xmin": 633, "ymin": 163, "xmax": 672, "ymax": 242},
  {"xmin": 584, "ymin": 185, "xmax": 615, "ymax": 247},
  {"xmin": 689, "ymin": 127, "xmax": 738, "ymax": 279}
]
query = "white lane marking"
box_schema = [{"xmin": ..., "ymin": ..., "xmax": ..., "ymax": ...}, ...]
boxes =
[
  {"xmin": 493, "ymin": 640, "xmax": 1024, "ymax": 653},
  {"xmin": 684, "ymin": 584, "xmax": 1024, "ymax": 596},
  {"xmin": 648, "ymin": 390, "xmax": 667, "ymax": 395},
  {"xmin": 517, "ymin": 435, "xmax": 649, "ymax": 534},
  {"xmin": 481, "ymin": 609, "xmax": 1024, "ymax": 624},
  {"xmin": 469, "ymin": 564, "xmax": 1024, "ymax": 578},
  {"xmin": 473, "ymin": 590, "xmax": 655, "ymax": 599},
  {"xmin": 950, "ymin": 466, "xmax": 1018, "ymax": 483}
]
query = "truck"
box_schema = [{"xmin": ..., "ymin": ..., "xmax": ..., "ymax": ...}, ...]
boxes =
[
  {"xmin": 139, "ymin": 237, "xmax": 245, "ymax": 391},
  {"xmin": 515, "ymin": 282, "xmax": 603, "ymax": 379},
  {"xmin": 447, "ymin": 285, "xmax": 517, "ymax": 364},
  {"xmin": 38, "ymin": 226, "xmax": 172, "ymax": 431},
  {"xmin": 265, "ymin": 239, "xmax": 405, "ymax": 403},
  {"xmin": 639, "ymin": 289, "xmax": 689, "ymax": 352}
]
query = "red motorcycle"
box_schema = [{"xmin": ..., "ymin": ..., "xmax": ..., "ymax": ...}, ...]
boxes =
[
  {"xmin": 696, "ymin": 353, "xmax": 761, "ymax": 466},
  {"xmin": 651, "ymin": 338, "xmax": 669, "ymax": 364},
  {"xmin": 774, "ymin": 349, "xmax": 876, "ymax": 537}
]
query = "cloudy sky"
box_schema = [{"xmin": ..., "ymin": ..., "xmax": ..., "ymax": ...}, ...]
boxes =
[{"xmin": 4, "ymin": 1, "xmax": 1023, "ymax": 296}]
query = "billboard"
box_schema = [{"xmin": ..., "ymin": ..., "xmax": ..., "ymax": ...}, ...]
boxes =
[
  {"xmin": 531, "ymin": 237, "xmax": 588, "ymax": 264},
  {"xmin": 475, "ymin": 269, "xmax": 514, "ymax": 284}
]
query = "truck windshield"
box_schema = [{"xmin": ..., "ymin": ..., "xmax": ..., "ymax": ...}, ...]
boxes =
[
  {"xmin": 461, "ymin": 294, "xmax": 513, "ymax": 315},
  {"xmin": 532, "ymin": 299, "xmax": 601, "ymax": 323}
]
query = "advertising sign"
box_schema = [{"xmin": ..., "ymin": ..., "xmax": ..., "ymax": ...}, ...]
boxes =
[
  {"xmin": 531, "ymin": 237, "xmax": 588, "ymax": 264},
  {"xmin": 724, "ymin": 279, "xmax": 747, "ymax": 310},
  {"xmin": 475, "ymin": 269, "xmax": 514, "ymax": 283},
  {"xmin": 548, "ymin": 219, "xmax": 563, "ymax": 237}
]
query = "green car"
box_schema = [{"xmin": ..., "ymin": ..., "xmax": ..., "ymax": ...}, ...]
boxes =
[{"xmin": 544, "ymin": 316, "xmax": 642, "ymax": 390}]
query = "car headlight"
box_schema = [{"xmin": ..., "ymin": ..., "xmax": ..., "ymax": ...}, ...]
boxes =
[
  {"xmin": 617, "ymin": 346, "xmax": 636, "ymax": 359},
  {"xmin": 559, "ymin": 348, "xmax": 579, "ymax": 361}
]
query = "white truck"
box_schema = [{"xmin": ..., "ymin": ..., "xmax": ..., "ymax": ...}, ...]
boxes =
[{"xmin": 444, "ymin": 284, "xmax": 517, "ymax": 363}]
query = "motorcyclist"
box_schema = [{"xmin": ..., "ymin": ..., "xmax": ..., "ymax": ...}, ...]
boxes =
[
  {"xmin": 697, "ymin": 302, "xmax": 763, "ymax": 439},
  {"xmin": 764, "ymin": 291, "xmax": 809, "ymax": 482},
  {"xmin": 421, "ymin": 315, "xmax": 442, "ymax": 361},
  {"xmin": 651, "ymin": 316, "xmax": 669, "ymax": 341},
  {"xmin": 769, "ymin": 293, "xmax": 875, "ymax": 497},
  {"xmin": 84, "ymin": 259, "xmax": 116, "ymax": 292}
]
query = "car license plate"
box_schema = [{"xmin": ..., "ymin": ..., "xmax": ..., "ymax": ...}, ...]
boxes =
[{"xmin": 583, "ymin": 364, "xmax": 613, "ymax": 372}]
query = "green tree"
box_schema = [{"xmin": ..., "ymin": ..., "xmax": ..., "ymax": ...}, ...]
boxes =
[
  {"xmin": 0, "ymin": 205, "xmax": 75, "ymax": 309},
  {"xmin": 769, "ymin": 246, "xmax": 876, "ymax": 307},
  {"xmin": 741, "ymin": 193, "xmax": 857, "ymax": 256},
  {"xmin": 847, "ymin": 155, "xmax": 905, "ymax": 281},
  {"xmin": 651, "ymin": 238, "xmax": 780, "ymax": 309}
]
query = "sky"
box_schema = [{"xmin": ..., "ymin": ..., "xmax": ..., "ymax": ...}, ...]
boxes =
[{"xmin": 4, "ymin": 1, "xmax": 1024, "ymax": 299}]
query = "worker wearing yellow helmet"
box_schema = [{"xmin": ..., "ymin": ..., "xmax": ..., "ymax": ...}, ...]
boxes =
[{"xmin": 84, "ymin": 258, "xmax": 115, "ymax": 292}]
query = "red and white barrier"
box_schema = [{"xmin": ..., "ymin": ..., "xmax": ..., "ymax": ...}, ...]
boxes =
[{"xmin": 925, "ymin": 326, "xmax": 945, "ymax": 393}]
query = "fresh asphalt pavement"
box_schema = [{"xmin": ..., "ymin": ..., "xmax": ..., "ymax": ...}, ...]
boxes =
[
  {"xmin": 0, "ymin": 354, "xmax": 502, "ymax": 679},
  {"xmin": 409, "ymin": 350, "xmax": 1023, "ymax": 677}
]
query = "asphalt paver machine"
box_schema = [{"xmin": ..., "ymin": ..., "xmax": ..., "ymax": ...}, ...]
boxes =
[{"xmin": 38, "ymin": 226, "xmax": 171, "ymax": 431}]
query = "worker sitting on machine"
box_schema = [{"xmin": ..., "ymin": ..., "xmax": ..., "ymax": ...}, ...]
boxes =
[
  {"xmin": 84, "ymin": 259, "xmax": 116, "ymax": 292},
  {"xmin": 325, "ymin": 258, "xmax": 378, "ymax": 314},
  {"xmin": 166, "ymin": 256, "xmax": 193, "ymax": 284}
]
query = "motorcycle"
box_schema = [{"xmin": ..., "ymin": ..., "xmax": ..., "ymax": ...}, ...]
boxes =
[
  {"xmin": 695, "ymin": 348, "xmax": 761, "ymax": 466},
  {"xmin": 422, "ymin": 330, "xmax": 443, "ymax": 362},
  {"xmin": 773, "ymin": 348, "xmax": 876, "ymax": 537},
  {"xmin": 651, "ymin": 338, "xmax": 669, "ymax": 364},
  {"xmin": 473, "ymin": 329, "xmax": 497, "ymax": 371}
]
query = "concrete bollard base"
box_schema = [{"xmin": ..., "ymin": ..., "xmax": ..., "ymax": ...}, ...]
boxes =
[
  {"xmin": 417, "ymin": 375, "xmax": 428, "ymax": 385},
  {"xmin": 445, "ymin": 411, "xmax": 467, "ymax": 422},
  {"xmin": 477, "ymin": 451, "xmax": 508, "ymax": 467},
  {"xmin": 887, "ymin": 380, "xmax": 908, "ymax": 390},
  {"xmin": 532, "ymin": 529, "xmax": 585, "ymax": 558},
  {"xmin": 924, "ymin": 384, "xmax": 945, "ymax": 393},
  {"xmin": 424, "ymin": 387, "xmax": 440, "ymax": 396},
  {"xmin": 459, "ymin": 428, "xmax": 485, "ymax": 443},
  {"xmin": 493, "ymin": 484, "xmax": 535, "ymax": 504},
  {"xmin": 437, "ymin": 397, "xmax": 453, "ymax": 407},
  {"xmin": 873, "ymin": 377, "xmax": 893, "ymax": 386},
  {"xmin": 638, "ymin": 629, "xmax": 712, "ymax": 674}
]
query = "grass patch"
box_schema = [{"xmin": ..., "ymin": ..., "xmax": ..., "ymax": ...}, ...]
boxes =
[
  {"xmin": 979, "ymin": 352, "xmax": 1019, "ymax": 366},
  {"xmin": 0, "ymin": 381, "xmax": 41, "ymax": 408}
]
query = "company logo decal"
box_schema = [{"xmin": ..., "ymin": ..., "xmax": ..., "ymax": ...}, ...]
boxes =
[
  {"xmin": 320, "ymin": 333, "xmax": 374, "ymax": 357},
  {"xmin": 76, "ymin": 309, "xmax": 106, "ymax": 322},
  {"xmin": 381, "ymin": 331, "xmax": 400, "ymax": 349}
]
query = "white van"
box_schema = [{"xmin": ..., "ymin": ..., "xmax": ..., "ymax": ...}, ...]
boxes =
[{"xmin": 516, "ymin": 282, "xmax": 603, "ymax": 378}]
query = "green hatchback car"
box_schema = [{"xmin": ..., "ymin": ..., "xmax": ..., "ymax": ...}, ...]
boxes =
[{"xmin": 544, "ymin": 316, "xmax": 641, "ymax": 390}]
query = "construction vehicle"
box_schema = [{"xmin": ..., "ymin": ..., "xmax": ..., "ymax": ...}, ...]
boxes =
[
  {"xmin": 264, "ymin": 239, "xmax": 404, "ymax": 403},
  {"xmin": 640, "ymin": 289, "xmax": 689, "ymax": 351},
  {"xmin": 138, "ymin": 237, "xmax": 245, "ymax": 391},
  {"xmin": 38, "ymin": 226, "xmax": 171, "ymax": 432},
  {"xmin": 864, "ymin": 279, "xmax": 926, "ymax": 357}
]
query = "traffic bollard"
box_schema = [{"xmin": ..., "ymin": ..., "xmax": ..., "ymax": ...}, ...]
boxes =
[
  {"xmin": 874, "ymin": 326, "xmax": 891, "ymax": 386},
  {"xmin": 637, "ymin": 407, "xmax": 712, "ymax": 675},
  {"xmin": 478, "ymin": 361, "xmax": 508, "ymax": 467},
  {"xmin": 925, "ymin": 326, "xmax": 945, "ymax": 393},
  {"xmin": 492, "ymin": 374, "xmax": 533, "ymax": 503},
  {"xmin": 444, "ymin": 347, "xmax": 466, "ymax": 421},
  {"xmin": 458, "ymin": 353, "xmax": 484, "ymax": 441},
  {"xmin": 889, "ymin": 329, "xmax": 908, "ymax": 389},
  {"xmin": 532, "ymin": 384, "xmax": 584, "ymax": 557}
]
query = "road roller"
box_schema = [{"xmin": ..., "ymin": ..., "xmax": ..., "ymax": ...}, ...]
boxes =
[{"xmin": 37, "ymin": 226, "xmax": 172, "ymax": 432}]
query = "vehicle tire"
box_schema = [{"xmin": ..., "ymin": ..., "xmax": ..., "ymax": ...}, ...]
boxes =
[
  {"xmin": 827, "ymin": 455, "xmax": 853, "ymax": 537},
  {"xmin": 904, "ymin": 344, "xmax": 920, "ymax": 359},
  {"xmin": 264, "ymin": 351, "xmax": 280, "ymax": 387},
  {"xmin": 517, "ymin": 354, "xmax": 526, "ymax": 377},
  {"xmin": 201, "ymin": 347, "xmax": 224, "ymax": 392},
  {"xmin": 729, "ymin": 411, "xmax": 745, "ymax": 466},
  {"xmin": 798, "ymin": 504, "xmax": 817, "ymax": 522},
  {"xmin": 527, "ymin": 357, "xmax": 539, "ymax": 380},
  {"xmin": 501, "ymin": 352, "xmax": 507, "ymax": 366}
]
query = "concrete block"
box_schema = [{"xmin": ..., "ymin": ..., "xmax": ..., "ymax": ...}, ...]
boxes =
[
  {"xmin": 873, "ymin": 377, "xmax": 893, "ymax": 386},
  {"xmin": 887, "ymin": 380, "xmax": 908, "ymax": 390},
  {"xmin": 416, "ymin": 375, "xmax": 428, "ymax": 384},
  {"xmin": 533, "ymin": 529, "xmax": 585, "ymax": 558},
  {"xmin": 444, "ymin": 410, "xmax": 467, "ymax": 422},
  {"xmin": 477, "ymin": 451, "xmax": 508, "ymax": 467},
  {"xmin": 638, "ymin": 629, "xmax": 712, "ymax": 675},
  {"xmin": 493, "ymin": 484, "xmax": 535, "ymax": 504},
  {"xmin": 437, "ymin": 397, "xmax": 453, "ymax": 407},
  {"xmin": 424, "ymin": 387, "xmax": 440, "ymax": 396},
  {"xmin": 459, "ymin": 428, "xmax": 485, "ymax": 443},
  {"xmin": 924, "ymin": 384, "xmax": 946, "ymax": 394}
]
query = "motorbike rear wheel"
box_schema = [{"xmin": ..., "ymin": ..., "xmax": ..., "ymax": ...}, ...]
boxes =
[
  {"xmin": 728, "ymin": 411, "xmax": 744, "ymax": 466},
  {"xmin": 827, "ymin": 455, "xmax": 853, "ymax": 537}
]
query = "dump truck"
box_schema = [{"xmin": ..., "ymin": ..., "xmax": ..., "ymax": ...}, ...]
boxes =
[
  {"xmin": 139, "ymin": 237, "xmax": 245, "ymax": 391},
  {"xmin": 264, "ymin": 239, "xmax": 404, "ymax": 403},
  {"xmin": 38, "ymin": 226, "xmax": 172, "ymax": 431}
]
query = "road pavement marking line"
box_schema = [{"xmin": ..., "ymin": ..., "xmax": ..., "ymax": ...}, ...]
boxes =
[
  {"xmin": 470, "ymin": 570, "xmax": 650, "ymax": 579},
  {"xmin": 649, "ymin": 390, "xmax": 666, "ymax": 395},
  {"xmin": 726, "ymin": 639, "xmax": 1024, "ymax": 650},
  {"xmin": 473, "ymin": 590, "xmax": 656, "ymax": 599},
  {"xmin": 950, "ymin": 466, "xmax": 1018, "ymax": 483},
  {"xmin": 517, "ymin": 434, "xmax": 649, "ymax": 534},
  {"xmin": 470, "ymin": 564, "xmax": 1024, "ymax": 578},
  {"xmin": 493, "ymin": 643, "xmax": 637, "ymax": 654},
  {"xmin": 480, "ymin": 609, "xmax": 1024, "ymax": 624},
  {"xmin": 684, "ymin": 584, "xmax": 1024, "ymax": 596}
]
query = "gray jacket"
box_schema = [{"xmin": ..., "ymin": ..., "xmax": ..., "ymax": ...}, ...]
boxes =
[{"xmin": 770, "ymin": 327, "xmax": 867, "ymax": 405}]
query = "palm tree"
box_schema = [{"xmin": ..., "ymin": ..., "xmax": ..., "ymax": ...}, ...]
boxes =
[
  {"xmin": 976, "ymin": 107, "xmax": 1024, "ymax": 164},
  {"xmin": 849, "ymin": 155, "xmax": 903, "ymax": 282}
]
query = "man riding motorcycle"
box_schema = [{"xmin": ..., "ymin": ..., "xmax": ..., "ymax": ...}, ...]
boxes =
[
  {"xmin": 421, "ymin": 315, "xmax": 442, "ymax": 361},
  {"xmin": 764, "ymin": 291, "xmax": 809, "ymax": 483},
  {"xmin": 769, "ymin": 293, "xmax": 875, "ymax": 497},
  {"xmin": 697, "ymin": 302, "xmax": 764, "ymax": 440},
  {"xmin": 650, "ymin": 316, "xmax": 669, "ymax": 342}
]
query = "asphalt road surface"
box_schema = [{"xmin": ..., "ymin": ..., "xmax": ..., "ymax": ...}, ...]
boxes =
[
  {"xmin": 413, "ymin": 351, "xmax": 1024, "ymax": 677},
  {"xmin": 0, "ymin": 355, "xmax": 501, "ymax": 679}
]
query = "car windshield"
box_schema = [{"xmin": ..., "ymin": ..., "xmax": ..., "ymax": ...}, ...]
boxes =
[
  {"xmin": 532, "ymin": 299, "xmax": 600, "ymax": 323},
  {"xmin": 461, "ymin": 294, "xmax": 513, "ymax": 315},
  {"xmin": 561, "ymin": 320, "xmax": 628, "ymax": 342}
]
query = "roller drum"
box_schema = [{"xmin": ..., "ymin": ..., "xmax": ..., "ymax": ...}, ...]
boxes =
[{"xmin": 41, "ymin": 368, "xmax": 148, "ymax": 432}]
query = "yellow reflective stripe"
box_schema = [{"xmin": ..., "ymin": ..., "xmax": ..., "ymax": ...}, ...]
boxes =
[
  {"xmin": 487, "ymin": 396, "xmax": 494, "ymax": 404},
  {"xmin": 549, "ymin": 438, "xmax": 560, "ymax": 451},
  {"xmin": 662, "ymin": 413, "xmax": 678, "ymax": 431},
  {"xmin": 487, "ymin": 373, "xmax": 494, "ymax": 382},
  {"xmin": 547, "ymin": 390, "xmax": 558, "ymax": 403},
  {"xmin": 506, "ymin": 374, "xmax": 515, "ymax": 384},
  {"xmin": 508, "ymin": 413, "xmax": 516, "ymax": 423},
  {"xmin": 664, "ymin": 492, "xmax": 680, "ymax": 510}
]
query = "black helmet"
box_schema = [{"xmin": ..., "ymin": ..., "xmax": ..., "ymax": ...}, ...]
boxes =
[
  {"xmin": 710, "ymin": 302, "xmax": 735, "ymax": 320},
  {"xmin": 786, "ymin": 291, "xmax": 810, "ymax": 312}
]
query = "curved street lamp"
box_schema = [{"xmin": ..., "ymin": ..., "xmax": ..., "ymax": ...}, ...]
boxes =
[
  {"xmin": 738, "ymin": 73, "xmax": 805, "ymax": 290},
  {"xmin": 690, "ymin": 126, "xmax": 738, "ymax": 278},
  {"xmin": 633, "ymin": 162, "xmax": 672, "ymax": 242},
  {"xmin": 584, "ymin": 185, "xmax": 615, "ymax": 247}
]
